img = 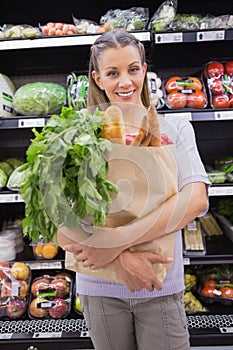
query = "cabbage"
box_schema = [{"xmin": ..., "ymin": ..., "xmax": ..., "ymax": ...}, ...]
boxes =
[
  {"xmin": 13, "ymin": 82, "xmax": 66, "ymax": 116},
  {"xmin": 7, "ymin": 164, "xmax": 29, "ymax": 191},
  {"xmin": 0, "ymin": 169, "xmax": 7, "ymax": 189}
]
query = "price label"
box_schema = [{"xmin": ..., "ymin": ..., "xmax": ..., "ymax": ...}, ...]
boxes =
[
  {"xmin": 155, "ymin": 32, "xmax": 183, "ymax": 44},
  {"xmin": 133, "ymin": 31, "xmax": 151, "ymax": 41},
  {"xmin": 33, "ymin": 332, "xmax": 62, "ymax": 338},
  {"xmin": 196, "ymin": 30, "xmax": 225, "ymax": 41},
  {"xmin": 183, "ymin": 258, "xmax": 190, "ymax": 265},
  {"xmin": 27, "ymin": 261, "xmax": 62, "ymax": 270},
  {"xmin": 18, "ymin": 118, "xmax": 45, "ymax": 128},
  {"xmin": 165, "ymin": 112, "xmax": 192, "ymax": 121},
  {"xmin": 220, "ymin": 327, "xmax": 233, "ymax": 334},
  {"xmin": 0, "ymin": 333, "xmax": 13, "ymax": 339},
  {"xmin": 0, "ymin": 193, "xmax": 23, "ymax": 203},
  {"xmin": 80, "ymin": 331, "xmax": 90, "ymax": 337},
  {"xmin": 209, "ymin": 186, "xmax": 233, "ymax": 196},
  {"xmin": 214, "ymin": 111, "xmax": 233, "ymax": 120}
]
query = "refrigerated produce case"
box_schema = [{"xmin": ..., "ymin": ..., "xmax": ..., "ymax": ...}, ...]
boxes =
[{"xmin": 0, "ymin": 0, "xmax": 233, "ymax": 348}]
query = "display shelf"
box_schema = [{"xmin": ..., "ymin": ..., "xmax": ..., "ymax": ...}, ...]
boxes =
[
  {"xmin": 154, "ymin": 28, "xmax": 233, "ymax": 44},
  {"xmin": 183, "ymin": 235, "xmax": 233, "ymax": 265},
  {"xmin": 0, "ymin": 31, "xmax": 151, "ymax": 52}
]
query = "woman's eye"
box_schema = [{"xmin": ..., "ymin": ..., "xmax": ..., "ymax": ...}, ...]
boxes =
[
  {"xmin": 130, "ymin": 66, "xmax": 140, "ymax": 73},
  {"xmin": 107, "ymin": 71, "xmax": 118, "ymax": 77}
]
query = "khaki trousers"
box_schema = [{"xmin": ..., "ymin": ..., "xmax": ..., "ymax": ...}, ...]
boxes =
[{"xmin": 79, "ymin": 291, "xmax": 190, "ymax": 350}]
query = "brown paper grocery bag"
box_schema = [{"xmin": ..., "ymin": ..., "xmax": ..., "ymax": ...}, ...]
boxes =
[{"xmin": 59, "ymin": 142, "xmax": 178, "ymax": 284}]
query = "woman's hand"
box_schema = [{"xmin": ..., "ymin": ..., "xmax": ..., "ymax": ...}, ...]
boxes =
[
  {"xmin": 63, "ymin": 242, "xmax": 124, "ymax": 268},
  {"xmin": 108, "ymin": 250, "xmax": 173, "ymax": 292}
]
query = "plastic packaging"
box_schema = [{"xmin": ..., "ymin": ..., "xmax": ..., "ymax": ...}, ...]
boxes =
[
  {"xmin": 100, "ymin": 7, "xmax": 149, "ymax": 31},
  {"xmin": 40, "ymin": 22, "xmax": 78, "ymax": 36},
  {"xmin": 13, "ymin": 82, "xmax": 66, "ymax": 116},
  {"xmin": 29, "ymin": 274, "xmax": 72, "ymax": 319},
  {"xmin": 198, "ymin": 273, "xmax": 233, "ymax": 305},
  {"xmin": 0, "ymin": 73, "xmax": 16, "ymax": 118},
  {"xmin": 203, "ymin": 60, "xmax": 233, "ymax": 109},
  {"xmin": 0, "ymin": 24, "xmax": 40, "ymax": 39},
  {"xmin": 148, "ymin": 0, "xmax": 178, "ymax": 32},
  {"xmin": 0, "ymin": 261, "xmax": 31, "ymax": 320},
  {"xmin": 30, "ymin": 236, "xmax": 59, "ymax": 260},
  {"xmin": 164, "ymin": 76, "xmax": 207, "ymax": 109},
  {"xmin": 147, "ymin": 71, "xmax": 164, "ymax": 109}
]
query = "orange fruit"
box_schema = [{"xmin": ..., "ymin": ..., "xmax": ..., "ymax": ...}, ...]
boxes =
[
  {"xmin": 35, "ymin": 245, "xmax": 43, "ymax": 256},
  {"xmin": 42, "ymin": 244, "xmax": 58, "ymax": 259}
]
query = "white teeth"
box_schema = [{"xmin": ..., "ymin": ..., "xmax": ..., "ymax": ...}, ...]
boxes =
[{"xmin": 117, "ymin": 91, "xmax": 134, "ymax": 97}]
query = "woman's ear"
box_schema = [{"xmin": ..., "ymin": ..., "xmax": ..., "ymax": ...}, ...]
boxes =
[{"xmin": 92, "ymin": 71, "xmax": 104, "ymax": 90}]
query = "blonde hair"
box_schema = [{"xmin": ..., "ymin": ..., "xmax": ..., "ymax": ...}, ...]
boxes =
[{"xmin": 87, "ymin": 30, "xmax": 150, "ymax": 110}]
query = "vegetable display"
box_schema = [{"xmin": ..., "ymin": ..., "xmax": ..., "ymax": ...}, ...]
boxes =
[
  {"xmin": 203, "ymin": 60, "xmax": 233, "ymax": 109},
  {"xmin": 13, "ymin": 82, "xmax": 66, "ymax": 116},
  {"xmin": 20, "ymin": 107, "xmax": 118, "ymax": 243},
  {"xmin": 66, "ymin": 73, "xmax": 89, "ymax": 110}
]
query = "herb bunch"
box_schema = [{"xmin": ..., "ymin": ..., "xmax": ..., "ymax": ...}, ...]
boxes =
[{"xmin": 20, "ymin": 107, "xmax": 118, "ymax": 243}]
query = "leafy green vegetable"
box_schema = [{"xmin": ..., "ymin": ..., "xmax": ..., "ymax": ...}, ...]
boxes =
[
  {"xmin": 20, "ymin": 107, "xmax": 118, "ymax": 243},
  {"xmin": 13, "ymin": 82, "xmax": 66, "ymax": 116},
  {"xmin": 0, "ymin": 161, "xmax": 13, "ymax": 177},
  {"xmin": 0, "ymin": 168, "xmax": 7, "ymax": 188},
  {"xmin": 66, "ymin": 73, "xmax": 89, "ymax": 110},
  {"xmin": 217, "ymin": 199, "xmax": 233, "ymax": 223},
  {"xmin": 7, "ymin": 163, "xmax": 29, "ymax": 190}
]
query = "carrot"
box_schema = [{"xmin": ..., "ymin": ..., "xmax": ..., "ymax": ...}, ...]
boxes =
[{"xmin": 148, "ymin": 105, "xmax": 161, "ymax": 147}]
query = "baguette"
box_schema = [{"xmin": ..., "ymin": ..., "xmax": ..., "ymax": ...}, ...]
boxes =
[
  {"xmin": 148, "ymin": 105, "xmax": 161, "ymax": 147},
  {"xmin": 130, "ymin": 115, "xmax": 148, "ymax": 146},
  {"xmin": 100, "ymin": 105, "xmax": 126, "ymax": 144}
]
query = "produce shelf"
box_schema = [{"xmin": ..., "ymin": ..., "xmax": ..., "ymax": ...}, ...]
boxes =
[
  {"xmin": 0, "ymin": 31, "xmax": 151, "ymax": 51},
  {"xmin": 154, "ymin": 28, "xmax": 233, "ymax": 44}
]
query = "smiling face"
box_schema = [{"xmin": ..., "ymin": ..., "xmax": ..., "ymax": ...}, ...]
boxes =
[{"xmin": 92, "ymin": 46, "xmax": 147, "ymax": 106}]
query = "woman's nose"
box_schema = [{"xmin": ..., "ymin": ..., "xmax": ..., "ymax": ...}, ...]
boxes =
[{"xmin": 118, "ymin": 75, "xmax": 132, "ymax": 88}]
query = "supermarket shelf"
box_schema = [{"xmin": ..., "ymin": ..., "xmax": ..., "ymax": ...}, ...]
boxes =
[
  {"xmin": 1, "ymin": 109, "xmax": 233, "ymax": 131},
  {"xmin": 154, "ymin": 28, "xmax": 233, "ymax": 44},
  {"xmin": 183, "ymin": 234, "xmax": 233, "ymax": 265},
  {"xmin": 0, "ymin": 31, "xmax": 151, "ymax": 51}
]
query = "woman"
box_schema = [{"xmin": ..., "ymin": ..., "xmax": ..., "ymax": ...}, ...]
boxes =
[{"xmin": 60, "ymin": 30, "xmax": 210, "ymax": 350}]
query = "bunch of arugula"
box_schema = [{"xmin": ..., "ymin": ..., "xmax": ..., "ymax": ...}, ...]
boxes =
[{"xmin": 20, "ymin": 107, "xmax": 118, "ymax": 244}]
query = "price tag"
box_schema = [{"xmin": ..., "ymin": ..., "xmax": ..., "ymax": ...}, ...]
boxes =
[
  {"xmin": 209, "ymin": 186, "xmax": 233, "ymax": 196},
  {"xmin": 183, "ymin": 257, "xmax": 190, "ymax": 265},
  {"xmin": 155, "ymin": 32, "xmax": 183, "ymax": 44},
  {"xmin": 214, "ymin": 111, "xmax": 233, "ymax": 120},
  {"xmin": 33, "ymin": 332, "xmax": 62, "ymax": 338},
  {"xmin": 18, "ymin": 118, "xmax": 45, "ymax": 128},
  {"xmin": 165, "ymin": 112, "xmax": 192, "ymax": 121},
  {"xmin": 220, "ymin": 327, "xmax": 233, "ymax": 334},
  {"xmin": 27, "ymin": 261, "xmax": 62, "ymax": 270},
  {"xmin": 132, "ymin": 31, "xmax": 150, "ymax": 41},
  {"xmin": 0, "ymin": 333, "xmax": 13, "ymax": 339},
  {"xmin": 80, "ymin": 331, "xmax": 90, "ymax": 337},
  {"xmin": 0, "ymin": 193, "xmax": 23, "ymax": 203},
  {"xmin": 196, "ymin": 30, "xmax": 225, "ymax": 42}
]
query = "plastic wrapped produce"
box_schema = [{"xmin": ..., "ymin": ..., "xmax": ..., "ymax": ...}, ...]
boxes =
[
  {"xmin": 13, "ymin": 82, "xmax": 66, "ymax": 116},
  {"xmin": 0, "ymin": 73, "xmax": 16, "ymax": 118},
  {"xmin": 148, "ymin": 0, "xmax": 177, "ymax": 32},
  {"xmin": 164, "ymin": 76, "xmax": 207, "ymax": 109},
  {"xmin": 0, "ymin": 262, "xmax": 31, "ymax": 319},
  {"xmin": 203, "ymin": 60, "xmax": 233, "ymax": 109}
]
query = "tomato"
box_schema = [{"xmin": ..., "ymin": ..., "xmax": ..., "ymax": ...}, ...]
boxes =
[
  {"xmin": 202, "ymin": 278, "xmax": 216, "ymax": 289},
  {"xmin": 212, "ymin": 94, "xmax": 230, "ymax": 108},
  {"xmin": 229, "ymin": 94, "xmax": 233, "ymax": 107},
  {"xmin": 188, "ymin": 77, "xmax": 203, "ymax": 91},
  {"xmin": 224, "ymin": 61, "xmax": 233, "ymax": 76},
  {"xmin": 166, "ymin": 90, "xmax": 187, "ymax": 109},
  {"xmin": 187, "ymin": 91, "xmax": 207, "ymax": 108},
  {"xmin": 210, "ymin": 79, "xmax": 224, "ymax": 95},
  {"xmin": 201, "ymin": 286, "xmax": 216, "ymax": 297},
  {"xmin": 220, "ymin": 287, "xmax": 233, "ymax": 299},
  {"xmin": 207, "ymin": 62, "xmax": 224, "ymax": 78},
  {"xmin": 165, "ymin": 76, "xmax": 182, "ymax": 93}
]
